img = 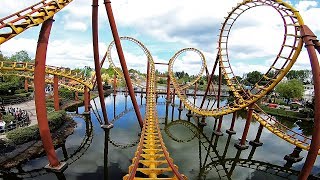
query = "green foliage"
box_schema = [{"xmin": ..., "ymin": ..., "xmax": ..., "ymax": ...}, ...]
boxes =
[
  {"xmin": 59, "ymin": 88, "xmax": 74, "ymax": 99},
  {"xmin": 6, "ymin": 125, "xmax": 40, "ymax": 145},
  {"xmin": 157, "ymin": 78, "xmax": 166, "ymax": 84},
  {"xmin": 6, "ymin": 111, "xmax": 67, "ymax": 145},
  {"xmin": 2, "ymin": 114, "xmax": 15, "ymax": 123},
  {"xmin": 260, "ymin": 105, "xmax": 307, "ymax": 119},
  {"xmin": 0, "ymin": 81, "xmax": 20, "ymax": 95},
  {"xmin": 245, "ymin": 71, "xmax": 263, "ymax": 85},
  {"xmin": 15, "ymin": 89, "xmax": 27, "ymax": 94},
  {"xmin": 299, "ymin": 108, "xmax": 314, "ymax": 118},
  {"xmin": 286, "ymin": 70, "xmax": 310, "ymax": 83},
  {"xmin": 9, "ymin": 50, "xmax": 32, "ymax": 62},
  {"xmin": 275, "ymin": 79, "xmax": 304, "ymax": 101}
]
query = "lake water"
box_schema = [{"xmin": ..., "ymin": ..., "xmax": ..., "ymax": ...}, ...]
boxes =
[{"xmin": 1, "ymin": 93, "xmax": 320, "ymax": 180}]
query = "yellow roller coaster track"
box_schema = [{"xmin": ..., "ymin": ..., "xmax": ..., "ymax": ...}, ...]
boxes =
[
  {"xmin": 0, "ymin": 61, "xmax": 93, "ymax": 91},
  {"xmin": 167, "ymin": 0, "xmax": 318, "ymax": 154},
  {"xmin": 0, "ymin": 71, "xmax": 85, "ymax": 93},
  {"xmin": 123, "ymin": 37, "xmax": 186, "ymax": 180},
  {"xmin": 0, "ymin": 0, "xmax": 73, "ymax": 45}
]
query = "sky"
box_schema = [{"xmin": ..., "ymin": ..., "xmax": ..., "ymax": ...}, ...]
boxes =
[{"xmin": 0, "ymin": 0, "xmax": 320, "ymax": 76}]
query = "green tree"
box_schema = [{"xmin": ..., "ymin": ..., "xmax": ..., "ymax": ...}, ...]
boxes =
[
  {"xmin": 245, "ymin": 71, "xmax": 263, "ymax": 85},
  {"xmin": 275, "ymin": 79, "xmax": 304, "ymax": 104},
  {"xmin": 9, "ymin": 50, "xmax": 32, "ymax": 62},
  {"xmin": 286, "ymin": 70, "xmax": 310, "ymax": 83}
]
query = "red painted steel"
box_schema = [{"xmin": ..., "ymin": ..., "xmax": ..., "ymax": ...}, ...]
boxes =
[
  {"xmin": 92, "ymin": 0, "xmax": 109, "ymax": 125},
  {"xmin": 228, "ymin": 111, "xmax": 237, "ymax": 131},
  {"xmin": 240, "ymin": 105, "xmax": 254, "ymax": 145},
  {"xmin": 215, "ymin": 67, "xmax": 223, "ymax": 132},
  {"xmin": 53, "ymin": 75, "xmax": 59, "ymax": 111},
  {"xmin": 298, "ymin": 25, "xmax": 320, "ymax": 180},
  {"xmin": 24, "ymin": 78, "xmax": 28, "ymax": 92},
  {"xmin": 200, "ymin": 55, "xmax": 219, "ymax": 108},
  {"xmin": 34, "ymin": 18, "xmax": 60, "ymax": 167},
  {"xmin": 104, "ymin": 0, "xmax": 143, "ymax": 128},
  {"xmin": 84, "ymin": 87, "xmax": 89, "ymax": 113}
]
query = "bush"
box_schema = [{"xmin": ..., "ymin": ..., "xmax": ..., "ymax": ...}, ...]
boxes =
[
  {"xmin": 46, "ymin": 101, "xmax": 55, "ymax": 108},
  {"xmin": 15, "ymin": 89, "xmax": 27, "ymax": 94},
  {"xmin": 6, "ymin": 110, "xmax": 67, "ymax": 145},
  {"xmin": 6, "ymin": 125, "xmax": 40, "ymax": 145},
  {"xmin": 2, "ymin": 114, "xmax": 15, "ymax": 123},
  {"xmin": 299, "ymin": 108, "xmax": 314, "ymax": 118},
  {"xmin": 59, "ymin": 88, "xmax": 74, "ymax": 99},
  {"xmin": 48, "ymin": 110, "xmax": 66, "ymax": 131}
]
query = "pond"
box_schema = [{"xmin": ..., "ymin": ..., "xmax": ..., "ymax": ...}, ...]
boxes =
[{"xmin": 1, "ymin": 93, "xmax": 320, "ymax": 180}]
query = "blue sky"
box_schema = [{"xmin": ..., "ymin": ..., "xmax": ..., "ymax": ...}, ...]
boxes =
[{"xmin": 0, "ymin": 0, "xmax": 320, "ymax": 76}]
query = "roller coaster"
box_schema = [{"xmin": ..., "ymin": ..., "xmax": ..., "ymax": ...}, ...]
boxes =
[{"xmin": 1, "ymin": 0, "xmax": 320, "ymax": 179}]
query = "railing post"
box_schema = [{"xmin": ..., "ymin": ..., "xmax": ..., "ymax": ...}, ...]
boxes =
[{"xmin": 53, "ymin": 75, "xmax": 59, "ymax": 111}]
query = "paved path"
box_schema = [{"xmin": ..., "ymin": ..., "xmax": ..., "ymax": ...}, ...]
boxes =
[
  {"xmin": 4, "ymin": 99, "xmax": 38, "ymax": 126},
  {"xmin": 0, "ymin": 100, "xmax": 37, "ymax": 139}
]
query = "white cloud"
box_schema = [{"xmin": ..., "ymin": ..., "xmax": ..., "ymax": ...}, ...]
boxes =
[
  {"xmin": 1, "ymin": 0, "xmax": 320, "ymax": 77},
  {"xmin": 295, "ymin": 0, "xmax": 318, "ymax": 11},
  {"xmin": 64, "ymin": 21, "xmax": 88, "ymax": 32}
]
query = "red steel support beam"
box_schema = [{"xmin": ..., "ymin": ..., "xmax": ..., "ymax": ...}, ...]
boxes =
[
  {"xmin": 200, "ymin": 55, "xmax": 219, "ymax": 108},
  {"xmin": 226, "ymin": 111, "xmax": 237, "ymax": 134},
  {"xmin": 214, "ymin": 66, "xmax": 223, "ymax": 135},
  {"xmin": 75, "ymin": 91, "xmax": 79, "ymax": 101},
  {"xmin": 166, "ymin": 72, "xmax": 171, "ymax": 103},
  {"xmin": 236, "ymin": 104, "xmax": 254, "ymax": 150},
  {"xmin": 84, "ymin": 87, "xmax": 89, "ymax": 113},
  {"xmin": 53, "ymin": 75, "xmax": 59, "ymax": 111},
  {"xmin": 104, "ymin": 0, "xmax": 143, "ymax": 128},
  {"xmin": 24, "ymin": 78, "xmax": 28, "ymax": 92},
  {"xmin": 34, "ymin": 18, "xmax": 60, "ymax": 167},
  {"xmin": 92, "ymin": 0, "xmax": 109, "ymax": 125},
  {"xmin": 298, "ymin": 25, "xmax": 320, "ymax": 180}
]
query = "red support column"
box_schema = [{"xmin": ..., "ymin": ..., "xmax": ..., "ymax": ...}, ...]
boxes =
[
  {"xmin": 298, "ymin": 25, "xmax": 320, "ymax": 180},
  {"xmin": 200, "ymin": 55, "xmax": 219, "ymax": 108},
  {"xmin": 24, "ymin": 78, "xmax": 28, "ymax": 92},
  {"xmin": 226, "ymin": 111, "xmax": 237, "ymax": 135},
  {"xmin": 75, "ymin": 91, "xmax": 79, "ymax": 101},
  {"xmin": 235, "ymin": 104, "xmax": 254, "ymax": 150},
  {"xmin": 104, "ymin": 0, "xmax": 143, "ymax": 128},
  {"xmin": 214, "ymin": 116, "xmax": 223, "ymax": 136},
  {"xmin": 53, "ymin": 75, "xmax": 59, "ymax": 111},
  {"xmin": 213, "ymin": 66, "xmax": 223, "ymax": 135},
  {"xmin": 84, "ymin": 87, "xmax": 89, "ymax": 114},
  {"xmin": 34, "ymin": 18, "xmax": 62, "ymax": 169},
  {"xmin": 166, "ymin": 72, "xmax": 171, "ymax": 103},
  {"xmin": 249, "ymin": 123, "xmax": 263, "ymax": 146},
  {"xmin": 92, "ymin": 0, "xmax": 110, "ymax": 128}
]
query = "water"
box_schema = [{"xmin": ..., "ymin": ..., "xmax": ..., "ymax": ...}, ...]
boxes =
[{"xmin": 1, "ymin": 93, "xmax": 320, "ymax": 180}]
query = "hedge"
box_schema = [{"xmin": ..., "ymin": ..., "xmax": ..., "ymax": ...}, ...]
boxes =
[
  {"xmin": 2, "ymin": 114, "xmax": 15, "ymax": 124},
  {"xmin": 6, "ymin": 110, "xmax": 67, "ymax": 145}
]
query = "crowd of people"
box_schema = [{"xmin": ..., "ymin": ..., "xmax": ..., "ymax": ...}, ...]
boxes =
[{"xmin": 0, "ymin": 106, "xmax": 30, "ymax": 133}]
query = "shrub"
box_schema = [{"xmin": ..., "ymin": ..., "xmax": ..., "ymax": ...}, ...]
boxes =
[
  {"xmin": 6, "ymin": 110, "xmax": 67, "ymax": 145},
  {"xmin": 6, "ymin": 125, "xmax": 40, "ymax": 145},
  {"xmin": 15, "ymin": 89, "xmax": 27, "ymax": 94},
  {"xmin": 59, "ymin": 88, "xmax": 74, "ymax": 99},
  {"xmin": 46, "ymin": 101, "xmax": 55, "ymax": 108},
  {"xmin": 2, "ymin": 114, "xmax": 15, "ymax": 123}
]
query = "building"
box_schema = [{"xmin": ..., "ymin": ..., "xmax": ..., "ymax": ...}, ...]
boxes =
[{"xmin": 303, "ymin": 84, "xmax": 314, "ymax": 102}]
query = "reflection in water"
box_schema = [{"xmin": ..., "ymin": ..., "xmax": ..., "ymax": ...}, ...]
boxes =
[
  {"xmin": 1, "ymin": 93, "xmax": 319, "ymax": 179},
  {"xmin": 164, "ymin": 119, "xmax": 301, "ymax": 180}
]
